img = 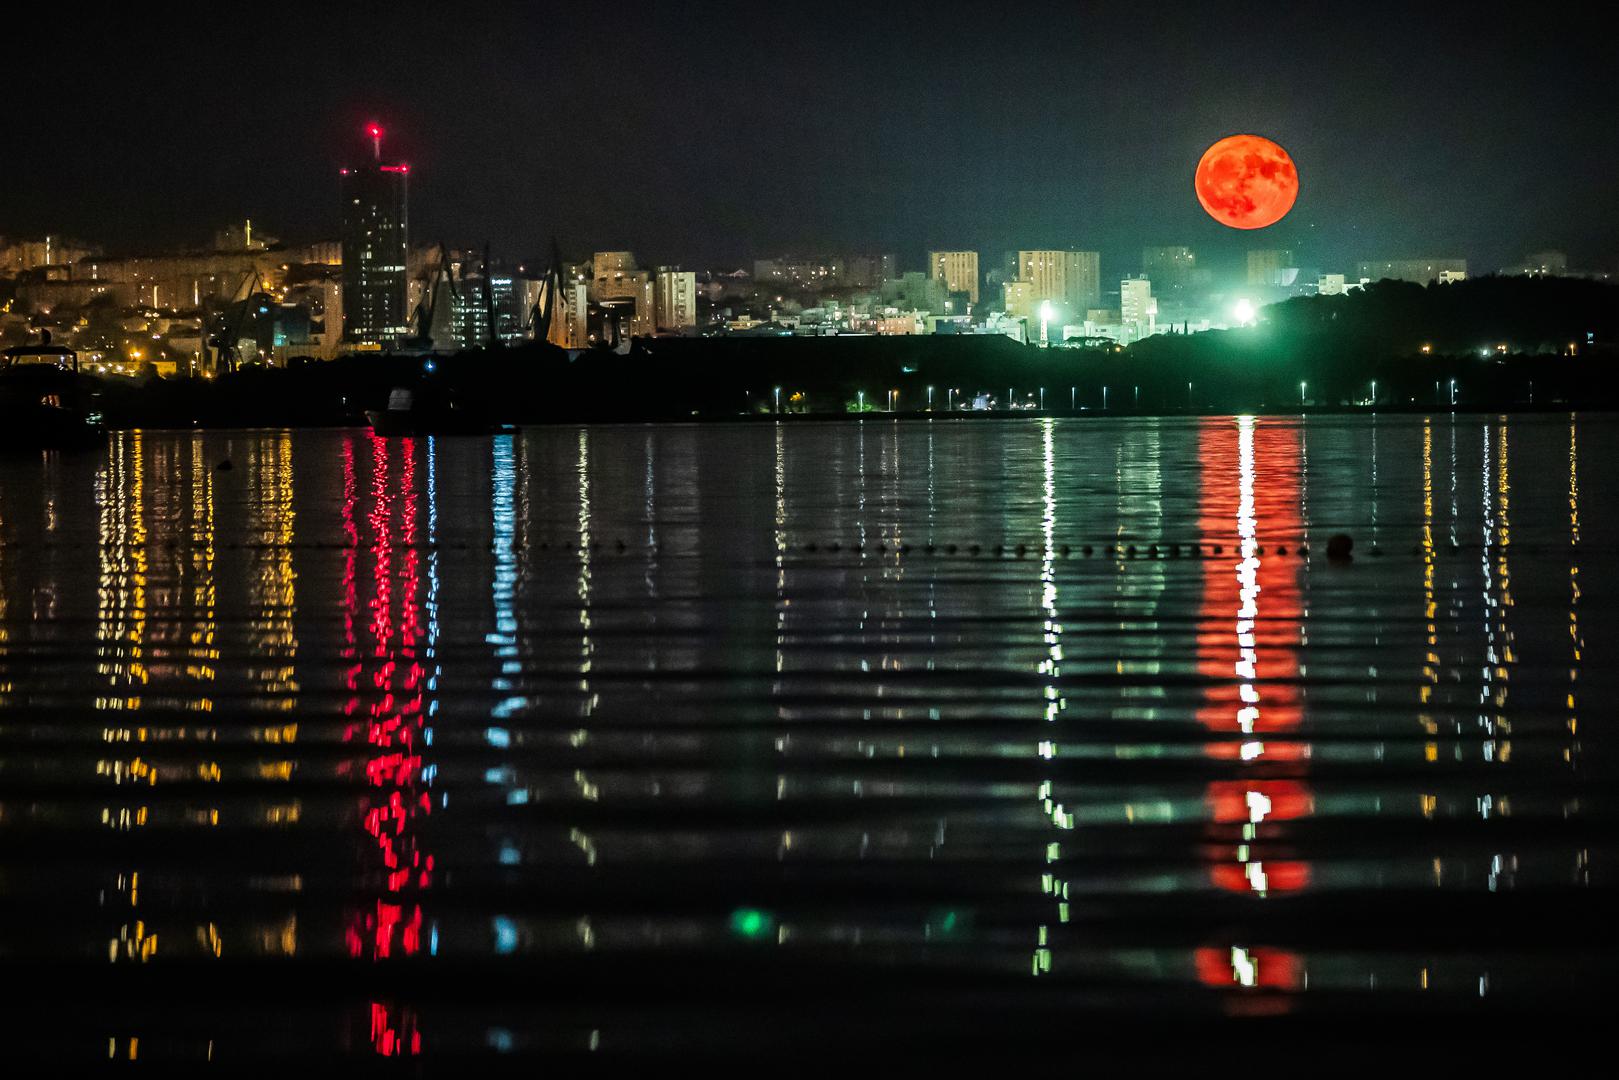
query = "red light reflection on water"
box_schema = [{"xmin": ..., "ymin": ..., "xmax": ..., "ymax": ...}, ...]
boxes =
[
  {"xmin": 1193, "ymin": 417, "xmax": 1311, "ymax": 997},
  {"xmin": 342, "ymin": 434, "xmax": 433, "ymax": 1055}
]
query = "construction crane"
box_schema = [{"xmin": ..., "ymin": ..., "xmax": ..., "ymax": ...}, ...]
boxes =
[
  {"xmin": 206, "ymin": 269, "xmax": 267, "ymax": 375},
  {"xmin": 480, "ymin": 242, "xmax": 499, "ymax": 349},
  {"xmin": 403, "ymin": 241, "xmax": 458, "ymax": 353},
  {"xmin": 524, "ymin": 237, "xmax": 569, "ymax": 346}
]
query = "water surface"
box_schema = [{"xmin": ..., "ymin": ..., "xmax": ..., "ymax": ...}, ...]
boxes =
[{"xmin": 1, "ymin": 415, "xmax": 1615, "ymax": 1063}]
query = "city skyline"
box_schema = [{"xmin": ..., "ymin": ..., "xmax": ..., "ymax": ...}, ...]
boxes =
[{"xmin": 2, "ymin": 3, "xmax": 1614, "ymax": 275}]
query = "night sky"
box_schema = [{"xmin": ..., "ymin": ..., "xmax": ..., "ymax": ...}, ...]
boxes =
[{"xmin": 6, "ymin": 1, "xmax": 1615, "ymax": 276}]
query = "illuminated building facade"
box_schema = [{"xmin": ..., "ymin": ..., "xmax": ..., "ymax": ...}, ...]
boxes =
[
  {"xmin": 591, "ymin": 252, "xmax": 654, "ymax": 338},
  {"xmin": 1002, "ymin": 278, "xmax": 1034, "ymax": 320},
  {"xmin": 1119, "ymin": 276, "xmax": 1156, "ymax": 342},
  {"xmin": 340, "ymin": 126, "xmax": 410, "ymax": 346},
  {"xmin": 1016, "ymin": 249, "xmax": 1100, "ymax": 316},
  {"xmin": 655, "ymin": 268, "xmax": 698, "ymax": 331},
  {"xmin": 927, "ymin": 250, "xmax": 980, "ymax": 304}
]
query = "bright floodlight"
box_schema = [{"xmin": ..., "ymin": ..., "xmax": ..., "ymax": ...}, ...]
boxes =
[
  {"xmin": 1039, "ymin": 301, "xmax": 1054, "ymax": 321},
  {"xmin": 1233, "ymin": 298, "xmax": 1256, "ymax": 325}
]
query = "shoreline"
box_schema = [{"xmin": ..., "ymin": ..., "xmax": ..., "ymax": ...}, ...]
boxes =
[{"xmin": 55, "ymin": 403, "xmax": 1612, "ymax": 435}]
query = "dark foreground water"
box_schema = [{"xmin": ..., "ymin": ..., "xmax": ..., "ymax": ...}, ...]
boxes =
[{"xmin": 1, "ymin": 415, "xmax": 1616, "ymax": 1065}]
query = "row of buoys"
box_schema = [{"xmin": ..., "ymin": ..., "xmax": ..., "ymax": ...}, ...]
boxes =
[
  {"xmin": 793, "ymin": 540, "xmax": 1318, "ymax": 558},
  {"xmin": 76, "ymin": 532, "xmax": 1534, "ymax": 564},
  {"xmin": 0, "ymin": 534, "xmax": 1397, "ymax": 558}
]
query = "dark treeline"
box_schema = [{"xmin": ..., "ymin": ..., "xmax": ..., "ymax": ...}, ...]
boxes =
[{"xmin": 85, "ymin": 276, "xmax": 1619, "ymax": 427}]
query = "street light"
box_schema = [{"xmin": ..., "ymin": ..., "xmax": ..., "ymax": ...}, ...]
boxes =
[
  {"xmin": 1449, "ymin": 378, "xmax": 1457, "ymax": 407},
  {"xmin": 1233, "ymin": 298, "xmax": 1256, "ymax": 326},
  {"xmin": 927, "ymin": 385, "xmax": 934, "ymax": 409},
  {"xmin": 773, "ymin": 386, "xmax": 781, "ymax": 413},
  {"xmin": 1039, "ymin": 301, "xmax": 1053, "ymax": 346},
  {"xmin": 1300, "ymin": 381, "xmax": 1307, "ymax": 407}
]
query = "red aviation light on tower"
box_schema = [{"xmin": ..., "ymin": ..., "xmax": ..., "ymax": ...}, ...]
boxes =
[{"xmin": 367, "ymin": 123, "xmax": 384, "ymax": 161}]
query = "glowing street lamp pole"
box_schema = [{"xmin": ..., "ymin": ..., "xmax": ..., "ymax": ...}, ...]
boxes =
[
  {"xmin": 1300, "ymin": 381, "xmax": 1307, "ymax": 407},
  {"xmin": 773, "ymin": 386, "xmax": 781, "ymax": 413}
]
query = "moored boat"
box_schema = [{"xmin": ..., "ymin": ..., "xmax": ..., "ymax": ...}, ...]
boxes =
[
  {"xmin": 0, "ymin": 334, "xmax": 106, "ymax": 450},
  {"xmin": 365, "ymin": 386, "xmax": 493, "ymax": 437}
]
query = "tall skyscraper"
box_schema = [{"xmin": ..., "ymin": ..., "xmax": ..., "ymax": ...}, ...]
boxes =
[
  {"xmin": 927, "ymin": 250, "xmax": 980, "ymax": 303},
  {"xmin": 340, "ymin": 124, "xmax": 409, "ymax": 346},
  {"xmin": 1016, "ymin": 250, "xmax": 1100, "ymax": 314}
]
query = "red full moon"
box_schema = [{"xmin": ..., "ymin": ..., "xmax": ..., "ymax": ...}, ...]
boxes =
[{"xmin": 1194, "ymin": 134, "xmax": 1299, "ymax": 230}]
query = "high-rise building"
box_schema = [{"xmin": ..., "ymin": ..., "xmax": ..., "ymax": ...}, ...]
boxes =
[
  {"xmin": 1354, "ymin": 258, "xmax": 1467, "ymax": 284},
  {"xmin": 1119, "ymin": 277, "xmax": 1157, "ymax": 342},
  {"xmin": 593, "ymin": 251, "xmax": 637, "ymax": 278},
  {"xmin": 655, "ymin": 268, "xmax": 698, "ymax": 332},
  {"xmin": 340, "ymin": 124, "xmax": 410, "ymax": 346},
  {"xmin": 880, "ymin": 272, "xmax": 949, "ymax": 314},
  {"xmin": 592, "ymin": 252, "xmax": 654, "ymax": 338},
  {"xmin": 927, "ymin": 251, "xmax": 979, "ymax": 303},
  {"xmin": 1246, "ymin": 249, "xmax": 1295, "ymax": 287},
  {"xmin": 1016, "ymin": 250, "xmax": 1100, "ymax": 314},
  {"xmin": 1141, "ymin": 246, "xmax": 1195, "ymax": 291}
]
